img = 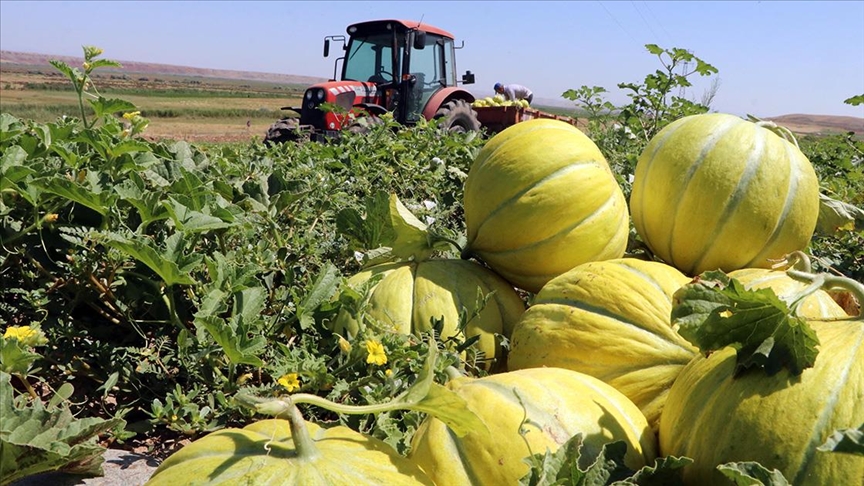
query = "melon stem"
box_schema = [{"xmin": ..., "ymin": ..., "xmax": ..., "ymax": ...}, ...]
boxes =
[
  {"xmin": 750, "ymin": 116, "xmax": 801, "ymax": 150},
  {"xmin": 284, "ymin": 403, "xmax": 322, "ymax": 461},
  {"xmin": 235, "ymin": 395, "xmax": 323, "ymax": 461},
  {"xmin": 770, "ymin": 250, "xmax": 812, "ymax": 273},
  {"xmin": 786, "ymin": 269, "xmax": 864, "ymax": 320}
]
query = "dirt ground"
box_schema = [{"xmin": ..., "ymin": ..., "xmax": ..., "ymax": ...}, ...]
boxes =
[{"xmin": 141, "ymin": 119, "xmax": 276, "ymax": 144}]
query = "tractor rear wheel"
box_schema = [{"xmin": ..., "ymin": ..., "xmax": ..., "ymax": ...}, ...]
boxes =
[
  {"xmin": 263, "ymin": 118, "xmax": 302, "ymax": 146},
  {"xmin": 434, "ymin": 100, "xmax": 481, "ymax": 133}
]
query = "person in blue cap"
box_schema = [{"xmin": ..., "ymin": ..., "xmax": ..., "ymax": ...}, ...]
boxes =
[{"xmin": 494, "ymin": 82, "xmax": 533, "ymax": 104}]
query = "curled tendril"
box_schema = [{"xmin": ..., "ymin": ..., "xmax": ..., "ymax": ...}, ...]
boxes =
[{"xmin": 747, "ymin": 114, "xmax": 801, "ymax": 149}]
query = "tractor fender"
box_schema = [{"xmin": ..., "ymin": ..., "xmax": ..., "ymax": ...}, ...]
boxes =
[
  {"xmin": 422, "ymin": 87, "xmax": 475, "ymax": 121},
  {"xmin": 354, "ymin": 103, "xmax": 388, "ymax": 116}
]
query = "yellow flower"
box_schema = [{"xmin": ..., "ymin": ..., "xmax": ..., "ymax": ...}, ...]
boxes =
[
  {"xmin": 338, "ymin": 335, "xmax": 352, "ymax": 354},
  {"xmin": 277, "ymin": 373, "xmax": 300, "ymax": 392},
  {"xmin": 385, "ymin": 369, "xmax": 393, "ymax": 377},
  {"xmin": 3, "ymin": 326, "xmax": 47, "ymax": 347},
  {"xmin": 365, "ymin": 340, "xmax": 388, "ymax": 366},
  {"xmin": 719, "ymin": 309, "xmax": 733, "ymax": 318},
  {"xmin": 122, "ymin": 111, "xmax": 141, "ymax": 120}
]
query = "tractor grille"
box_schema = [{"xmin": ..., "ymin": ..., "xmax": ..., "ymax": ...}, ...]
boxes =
[{"xmin": 300, "ymin": 99, "xmax": 324, "ymax": 129}]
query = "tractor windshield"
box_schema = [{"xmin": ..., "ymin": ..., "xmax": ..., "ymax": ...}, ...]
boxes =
[{"xmin": 344, "ymin": 33, "xmax": 399, "ymax": 83}]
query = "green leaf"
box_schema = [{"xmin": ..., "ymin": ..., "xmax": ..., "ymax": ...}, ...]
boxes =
[
  {"xmin": 388, "ymin": 193, "xmax": 435, "ymax": 261},
  {"xmin": 234, "ymin": 287, "xmax": 267, "ymax": 326},
  {"xmin": 645, "ymin": 44, "xmax": 664, "ymax": 55},
  {"xmin": 618, "ymin": 455, "xmax": 693, "ymax": 485},
  {"xmin": 194, "ymin": 314, "xmax": 265, "ymax": 367},
  {"xmin": 41, "ymin": 176, "xmax": 116, "ymax": 216},
  {"xmin": 336, "ymin": 192, "xmax": 437, "ymax": 265},
  {"xmin": 844, "ymin": 94, "xmax": 864, "ymax": 106},
  {"xmin": 519, "ymin": 432, "xmax": 691, "ymax": 486},
  {"xmin": 48, "ymin": 59, "xmax": 75, "ymax": 81},
  {"xmin": 671, "ymin": 272, "xmax": 820, "ymax": 376},
  {"xmin": 290, "ymin": 263, "xmax": 341, "ymax": 331},
  {"xmin": 817, "ymin": 193, "xmax": 864, "ymax": 233},
  {"xmin": 163, "ymin": 198, "xmax": 233, "ymax": 232},
  {"xmin": 408, "ymin": 382, "xmax": 486, "ymax": 438},
  {"xmin": 817, "ymin": 424, "xmax": 864, "ymax": 456},
  {"xmin": 716, "ymin": 461, "xmax": 790, "ymax": 485},
  {"xmin": 0, "ymin": 337, "xmax": 42, "ymax": 375},
  {"xmin": 106, "ymin": 139, "xmax": 151, "ymax": 159},
  {"xmin": 101, "ymin": 235, "xmax": 196, "ymax": 286},
  {"xmin": 114, "ymin": 178, "xmax": 169, "ymax": 229},
  {"xmin": 88, "ymin": 97, "xmax": 137, "ymax": 119},
  {"xmin": 87, "ymin": 59, "xmax": 122, "ymax": 70},
  {"xmin": 0, "ymin": 372, "xmax": 125, "ymax": 485}
]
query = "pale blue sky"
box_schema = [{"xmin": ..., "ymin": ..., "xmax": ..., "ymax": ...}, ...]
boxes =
[{"xmin": 1, "ymin": 1, "xmax": 862, "ymax": 118}]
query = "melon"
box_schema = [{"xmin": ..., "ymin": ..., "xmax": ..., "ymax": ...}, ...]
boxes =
[
  {"xmin": 331, "ymin": 259, "xmax": 525, "ymax": 369},
  {"xmin": 630, "ymin": 113, "xmax": 820, "ymax": 276},
  {"xmin": 507, "ymin": 258, "xmax": 696, "ymax": 430},
  {"xmin": 463, "ymin": 119, "xmax": 629, "ymax": 293},
  {"xmin": 409, "ymin": 367, "xmax": 657, "ymax": 485}
]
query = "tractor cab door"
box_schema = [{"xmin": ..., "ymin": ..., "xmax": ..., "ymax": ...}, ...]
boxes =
[
  {"xmin": 402, "ymin": 32, "xmax": 454, "ymax": 123},
  {"xmin": 343, "ymin": 32, "xmax": 400, "ymax": 109}
]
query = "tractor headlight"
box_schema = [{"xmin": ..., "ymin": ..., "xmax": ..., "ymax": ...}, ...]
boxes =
[
  {"xmin": 316, "ymin": 90, "xmax": 325, "ymax": 101},
  {"xmin": 305, "ymin": 90, "xmax": 313, "ymax": 100}
]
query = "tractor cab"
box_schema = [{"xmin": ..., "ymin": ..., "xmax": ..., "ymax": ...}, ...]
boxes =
[
  {"xmin": 335, "ymin": 19, "xmax": 464, "ymax": 124},
  {"xmin": 264, "ymin": 19, "xmax": 478, "ymax": 145}
]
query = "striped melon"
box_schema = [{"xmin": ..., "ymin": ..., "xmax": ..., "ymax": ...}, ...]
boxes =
[
  {"xmin": 507, "ymin": 258, "xmax": 696, "ymax": 431},
  {"xmin": 463, "ymin": 119, "xmax": 629, "ymax": 293},
  {"xmin": 409, "ymin": 367, "xmax": 657, "ymax": 486},
  {"xmin": 630, "ymin": 113, "xmax": 820, "ymax": 276},
  {"xmin": 147, "ymin": 418, "xmax": 434, "ymax": 485},
  {"xmin": 331, "ymin": 259, "xmax": 525, "ymax": 370},
  {"xmin": 659, "ymin": 316, "xmax": 864, "ymax": 485}
]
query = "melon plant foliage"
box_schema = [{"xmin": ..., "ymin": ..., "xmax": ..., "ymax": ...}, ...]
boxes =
[{"xmin": 1, "ymin": 44, "xmax": 863, "ymax": 485}]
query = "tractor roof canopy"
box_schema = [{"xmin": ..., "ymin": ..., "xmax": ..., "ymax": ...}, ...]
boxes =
[{"xmin": 346, "ymin": 19, "xmax": 455, "ymax": 40}]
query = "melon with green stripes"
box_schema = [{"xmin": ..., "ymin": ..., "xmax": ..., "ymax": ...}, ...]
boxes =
[
  {"xmin": 659, "ymin": 316, "xmax": 864, "ymax": 485},
  {"xmin": 408, "ymin": 367, "xmax": 657, "ymax": 486},
  {"xmin": 462, "ymin": 118, "xmax": 629, "ymax": 293},
  {"xmin": 630, "ymin": 113, "xmax": 820, "ymax": 276},
  {"xmin": 507, "ymin": 258, "xmax": 697, "ymax": 431},
  {"xmin": 330, "ymin": 259, "xmax": 526, "ymax": 370}
]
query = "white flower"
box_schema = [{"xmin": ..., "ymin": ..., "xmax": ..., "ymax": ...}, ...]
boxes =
[
  {"xmin": 422, "ymin": 200, "xmax": 437, "ymax": 210},
  {"xmin": 431, "ymin": 157, "xmax": 444, "ymax": 165},
  {"xmin": 424, "ymin": 216, "xmax": 436, "ymax": 225}
]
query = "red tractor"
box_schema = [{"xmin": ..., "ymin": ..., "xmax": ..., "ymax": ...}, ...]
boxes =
[{"xmin": 264, "ymin": 19, "xmax": 481, "ymax": 144}]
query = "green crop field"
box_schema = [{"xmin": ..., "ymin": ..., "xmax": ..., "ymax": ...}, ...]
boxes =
[
  {"xmin": 1, "ymin": 65, "xmax": 306, "ymax": 142},
  {"xmin": 2, "ymin": 46, "xmax": 862, "ymax": 485}
]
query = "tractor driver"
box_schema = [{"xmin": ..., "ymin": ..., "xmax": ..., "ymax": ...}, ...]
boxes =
[{"xmin": 494, "ymin": 82, "xmax": 534, "ymax": 104}]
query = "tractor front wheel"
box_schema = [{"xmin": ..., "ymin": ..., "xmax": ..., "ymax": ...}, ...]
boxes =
[
  {"xmin": 434, "ymin": 100, "xmax": 481, "ymax": 133},
  {"xmin": 263, "ymin": 118, "xmax": 303, "ymax": 146}
]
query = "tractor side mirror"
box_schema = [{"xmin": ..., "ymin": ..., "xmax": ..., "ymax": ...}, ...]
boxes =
[
  {"xmin": 413, "ymin": 31, "xmax": 427, "ymax": 50},
  {"xmin": 324, "ymin": 39, "xmax": 330, "ymax": 57},
  {"xmin": 461, "ymin": 70, "xmax": 475, "ymax": 85}
]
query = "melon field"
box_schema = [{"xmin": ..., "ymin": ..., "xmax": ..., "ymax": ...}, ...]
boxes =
[{"xmin": 1, "ymin": 46, "xmax": 863, "ymax": 485}]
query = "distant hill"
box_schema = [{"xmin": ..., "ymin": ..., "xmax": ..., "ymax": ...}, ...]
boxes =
[
  {"xmin": 764, "ymin": 113, "xmax": 864, "ymax": 136},
  {"xmin": 0, "ymin": 50, "xmax": 328, "ymax": 86},
  {"xmin": 2, "ymin": 50, "xmax": 862, "ymax": 135}
]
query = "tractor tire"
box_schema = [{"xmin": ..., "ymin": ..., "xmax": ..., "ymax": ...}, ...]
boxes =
[
  {"xmin": 263, "ymin": 118, "xmax": 302, "ymax": 146},
  {"xmin": 434, "ymin": 99, "xmax": 481, "ymax": 133},
  {"xmin": 346, "ymin": 115, "xmax": 384, "ymax": 135}
]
